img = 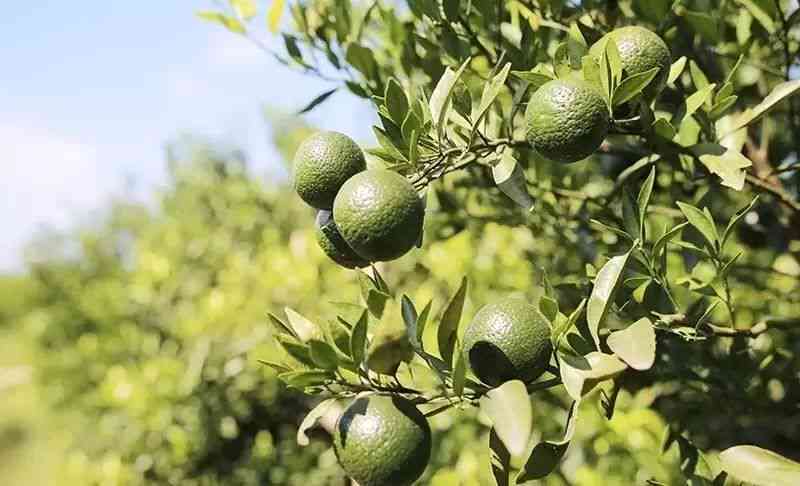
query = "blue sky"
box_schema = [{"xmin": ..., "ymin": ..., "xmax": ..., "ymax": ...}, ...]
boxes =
[{"xmin": 0, "ymin": 1, "xmax": 374, "ymax": 271}]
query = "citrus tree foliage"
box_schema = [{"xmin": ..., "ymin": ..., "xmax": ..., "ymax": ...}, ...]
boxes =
[{"xmin": 196, "ymin": 0, "xmax": 800, "ymax": 484}]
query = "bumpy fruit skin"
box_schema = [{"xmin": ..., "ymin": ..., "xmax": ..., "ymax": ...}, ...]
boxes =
[
  {"xmin": 333, "ymin": 394, "xmax": 431, "ymax": 486},
  {"xmin": 526, "ymin": 79, "xmax": 610, "ymax": 163},
  {"xmin": 333, "ymin": 169, "xmax": 424, "ymax": 262},
  {"xmin": 315, "ymin": 210, "xmax": 369, "ymax": 269},
  {"xmin": 590, "ymin": 26, "xmax": 671, "ymax": 99},
  {"xmin": 463, "ymin": 297, "xmax": 552, "ymax": 387},
  {"xmin": 293, "ymin": 131, "xmax": 366, "ymax": 210}
]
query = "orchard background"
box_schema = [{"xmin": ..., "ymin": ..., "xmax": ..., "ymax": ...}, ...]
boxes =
[{"xmin": 2, "ymin": 0, "xmax": 800, "ymax": 485}]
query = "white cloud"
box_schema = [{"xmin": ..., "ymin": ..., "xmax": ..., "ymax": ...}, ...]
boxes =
[{"xmin": 0, "ymin": 122, "xmax": 114, "ymax": 271}]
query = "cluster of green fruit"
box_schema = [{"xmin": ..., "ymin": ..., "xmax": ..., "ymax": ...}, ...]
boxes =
[
  {"xmin": 293, "ymin": 131, "xmax": 425, "ymax": 267},
  {"xmin": 291, "ymin": 25, "xmax": 670, "ymax": 486},
  {"xmin": 526, "ymin": 26, "xmax": 671, "ymax": 163},
  {"xmin": 331, "ymin": 297, "xmax": 551, "ymax": 485}
]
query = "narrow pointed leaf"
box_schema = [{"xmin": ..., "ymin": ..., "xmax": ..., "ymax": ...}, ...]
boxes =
[
  {"xmin": 587, "ymin": 251, "xmax": 632, "ymax": 348},
  {"xmin": 676, "ymin": 201, "xmax": 719, "ymax": 250},
  {"xmin": 438, "ymin": 277, "xmax": 468, "ymax": 365}
]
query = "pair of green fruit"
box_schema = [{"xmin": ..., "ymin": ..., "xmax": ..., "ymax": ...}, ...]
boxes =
[
  {"xmin": 526, "ymin": 26, "xmax": 671, "ymax": 163},
  {"xmin": 294, "ymin": 131, "xmax": 425, "ymax": 267},
  {"xmin": 334, "ymin": 297, "xmax": 551, "ymax": 486}
]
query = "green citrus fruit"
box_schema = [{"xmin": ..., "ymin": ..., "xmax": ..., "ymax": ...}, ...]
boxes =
[
  {"xmin": 590, "ymin": 26, "xmax": 671, "ymax": 99},
  {"xmin": 333, "ymin": 169, "xmax": 424, "ymax": 262},
  {"xmin": 333, "ymin": 394, "xmax": 431, "ymax": 486},
  {"xmin": 463, "ymin": 297, "xmax": 552, "ymax": 387},
  {"xmin": 293, "ymin": 131, "xmax": 366, "ymax": 210},
  {"xmin": 525, "ymin": 79, "xmax": 610, "ymax": 163},
  {"xmin": 315, "ymin": 210, "xmax": 369, "ymax": 269}
]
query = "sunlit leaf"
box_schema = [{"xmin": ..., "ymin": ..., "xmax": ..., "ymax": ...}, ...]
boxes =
[
  {"xmin": 492, "ymin": 149, "xmax": 535, "ymax": 211},
  {"xmin": 607, "ymin": 317, "xmax": 656, "ymax": 370},
  {"xmin": 480, "ymin": 380, "xmax": 532, "ymax": 460},
  {"xmin": 297, "ymin": 398, "xmax": 337, "ymax": 446},
  {"xmin": 725, "ymin": 80, "xmax": 800, "ymax": 134},
  {"xmin": 587, "ymin": 251, "xmax": 631, "ymax": 348},
  {"xmin": 720, "ymin": 445, "xmax": 800, "ymax": 486}
]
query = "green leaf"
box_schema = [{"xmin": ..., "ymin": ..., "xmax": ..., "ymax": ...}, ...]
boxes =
[
  {"xmin": 668, "ymin": 56, "xmax": 688, "ymax": 85},
  {"xmin": 197, "ymin": 10, "xmax": 246, "ymax": 34},
  {"xmin": 452, "ymin": 346, "xmax": 467, "ymax": 397},
  {"xmin": 346, "ymin": 43, "xmax": 377, "ymax": 78},
  {"xmin": 600, "ymin": 38, "xmax": 623, "ymax": 102},
  {"xmin": 276, "ymin": 335, "xmax": 315, "ymax": 367},
  {"xmin": 684, "ymin": 84, "xmax": 716, "ymax": 119},
  {"xmin": 282, "ymin": 34, "xmax": 304, "ymax": 65},
  {"xmin": 473, "ymin": 63, "xmax": 512, "ymax": 131},
  {"xmin": 267, "ymin": 0, "xmax": 286, "ymax": 32},
  {"xmin": 268, "ymin": 312, "xmax": 296, "ymax": 338},
  {"xmin": 297, "ymin": 88, "xmax": 338, "ymax": 114},
  {"xmin": 443, "ymin": 0, "xmax": 459, "ymax": 21},
  {"xmin": 725, "ymin": 80, "xmax": 800, "ymax": 134},
  {"xmin": 684, "ymin": 11, "xmax": 720, "ymax": 42},
  {"xmin": 492, "ymin": 148, "xmax": 535, "ymax": 211},
  {"xmin": 589, "ymin": 219, "xmax": 634, "ymax": 242},
  {"xmin": 284, "ymin": 307, "xmax": 319, "ymax": 342},
  {"xmin": 637, "ymin": 167, "xmax": 656, "ymax": 238},
  {"xmin": 488, "ymin": 428, "xmax": 516, "ymax": 486},
  {"xmin": 416, "ymin": 300, "xmax": 433, "ymax": 350},
  {"xmin": 631, "ymin": 279, "xmax": 651, "ymax": 303},
  {"xmin": 720, "ymin": 445, "xmax": 800, "ymax": 486},
  {"xmin": 560, "ymin": 352, "xmax": 627, "ymax": 399},
  {"xmin": 613, "ymin": 67, "xmax": 660, "ymax": 106},
  {"xmin": 297, "ymin": 398, "xmax": 337, "ymax": 446},
  {"xmin": 511, "ymin": 70, "xmax": 553, "ymax": 90},
  {"xmin": 737, "ymin": 0, "xmax": 776, "ymax": 33},
  {"xmin": 722, "ymin": 196, "xmax": 759, "ymax": 248},
  {"xmin": 539, "ymin": 296, "xmax": 559, "ymax": 323},
  {"xmin": 653, "ymin": 222, "xmax": 688, "ymax": 260},
  {"xmin": 349, "ymin": 310, "xmax": 368, "ymax": 365},
  {"xmin": 708, "ymin": 95, "xmax": 738, "ymax": 120},
  {"xmin": 438, "ymin": 277, "xmax": 468, "ymax": 365},
  {"xmin": 279, "ymin": 370, "xmax": 333, "ymax": 389},
  {"xmin": 430, "ymin": 59, "xmax": 470, "ymax": 142},
  {"xmin": 401, "ymin": 295, "xmax": 421, "ymax": 350},
  {"xmin": 607, "ymin": 317, "xmax": 656, "ymax": 370},
  {"xmin": 652, "ymin": 118, "xmax": 677, "ymax": 139},
  {"xmin": 230, "ymin": 0, "xmax": 257, "ymax": 20},
  {"xmin": 385, "ymin": 79, "xmax": 410, "ymax": 126},
  {"xmin": 587, "ymin": 251, "xmax": 632, "ymax": 348},
  {"xmin": 553, "ymin": 42, "xmax": 571, "ymax": 78},
  {"xmin": 308, "ymin": 339, "xmax": 339, "ymax": 370},
  {"xmin": 257, "ymin": 359, "xmax": 291, "ymax": 373},
  {"xmin": 691, "ymin": 143, "xmax": 752, "ymax": 191},
  {"xmin": 518, "ymin": 401, "xmax": 578, "ymax": 481},
  {"xmin": 480, "ymin": 380, "xmax": 532, "ymax": 461},
  {"xmin": 689, "ymin": 60, "xmax": 710, "ymax": 92},
  {"xmin": 677, "ymin": 201, "xmax": 719, "ymax": 251},
  {"xmin": 622, "ymin": 189, "xmax": 640, "ymax": 241}
]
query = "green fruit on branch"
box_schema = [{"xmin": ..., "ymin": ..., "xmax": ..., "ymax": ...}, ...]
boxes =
[
  {"xmin": 333, "ymin": 169, "xmax": 424, "ymax": 262},
  {"xmin": 590, "ymin": 26, "xmax": 671, "ymax": 99},
  {"xmin": 293, "ymin": 131, "xmax": 366, "ymax": 210},
  {"xmin": 315, "ymin": 210, "xmax": 369, "ymax": 269},
  {"xmin": 463, "ymin": 297, "xmax": 552, "ymax": 387},
  {"xmin": 333, "ymin": 394, "xmax": 431, "ymax": 486},
  {"xmin": 525, "ymin": 79, "xmax": 610, "ymax": 163}
]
